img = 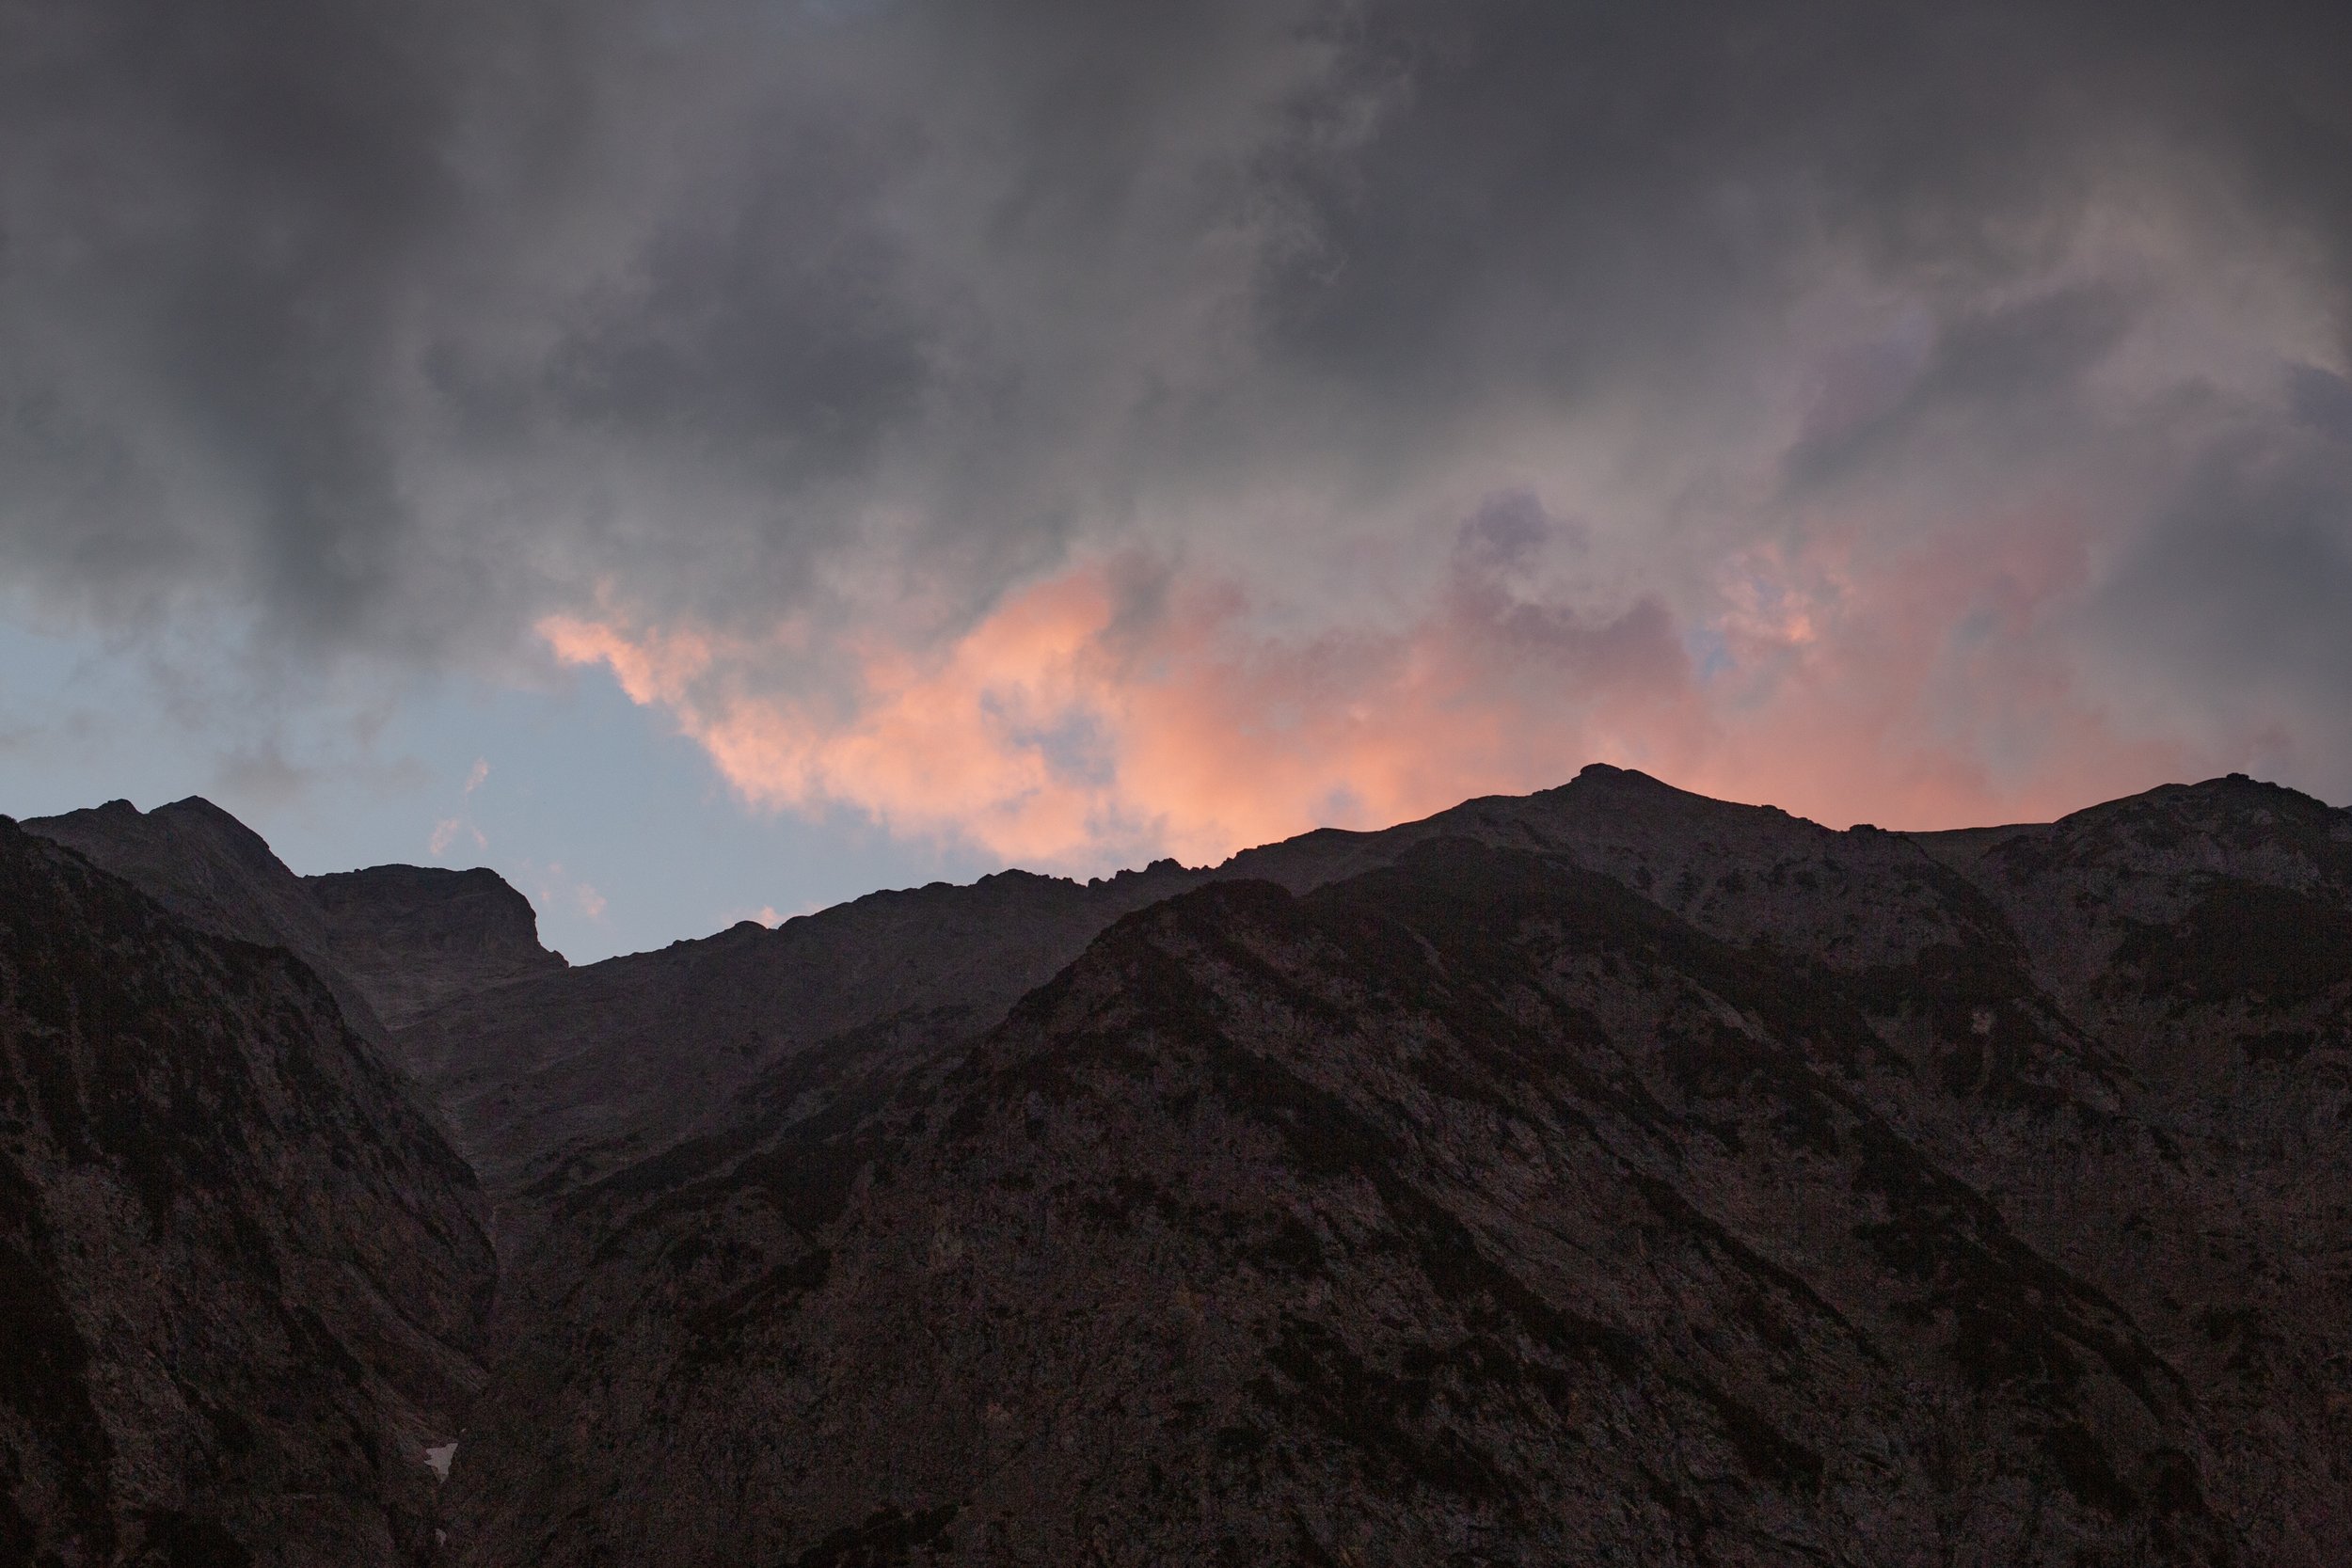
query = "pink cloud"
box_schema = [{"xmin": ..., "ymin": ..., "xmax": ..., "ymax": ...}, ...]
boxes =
[
  {"xmin": 542, "ymin": 500, "xmax": 2212, "ymax": 869},
  {"xmin": 543, "ymin": 540, "xmax": 1695, "ymax": 868},
  {"xmin": 1674, "ymin": 504, "xmax": 2201, "ymax": 829}
]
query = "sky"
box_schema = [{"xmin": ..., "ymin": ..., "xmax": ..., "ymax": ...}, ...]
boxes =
[{"xmin": 3, "ymin": 0, "xmax": 2349, "ymax": 962}]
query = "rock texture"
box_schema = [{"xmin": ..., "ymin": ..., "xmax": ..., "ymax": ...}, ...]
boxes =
[
  {"xmin": 438, "ymin": 768, "xmax": 2351, "ymax": 1565},
  {"xmin": 306, "ymin": 866, "xmax": 569, "ymax": 1032},
  {"xmin": 22, "ymin": 800, "xmax": 356, "ymax": 1014},
  {"xmin": 0, "ymin": 818, "xmax": 498, "ymax": 1566},
  {"xmin": 9, "ymin": 769, "xmax": 2351, "ymax": 1565},
  {"xmin": 392, "ymin": 861, "xmax": 1211, "ymax": 1213}
]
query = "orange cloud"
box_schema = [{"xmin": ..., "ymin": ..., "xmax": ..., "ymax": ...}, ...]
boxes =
[
  {"xmin": 1675, "ymin": 506, "xmax": 2199, "ymax": 829},
  {"xmin": 542, "ymin": 542, "xmax": 1696, "ymax": 868},
  {"xmin": 542, "ymin": 502, "xmax": 2213, "ymax": 869}
]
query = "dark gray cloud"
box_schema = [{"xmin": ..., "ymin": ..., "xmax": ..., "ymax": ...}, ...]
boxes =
[
  {"xmin": 2, "ymin": 0, "xmax": 518, "ymax": 644},
  {"xmin": 1263, "ymin": 3, "xmax": 2349, "ymax": 384},
  {"xmin": 2091, "ymin": 416, "xmax": 2352, "ymax": 768},
  {"xmin": 2, "ymin": 0, "xmax": 2349, "ymax": 808}
]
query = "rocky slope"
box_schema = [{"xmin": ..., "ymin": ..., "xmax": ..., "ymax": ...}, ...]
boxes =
[
  {"xmin": 9, "ymin": 770, "xmax": 2348, "ymax": 1564},
  {"xmin": 0, "ymin": 818, "xmax": 498, "ymax": 1566},
  {"xmin": 392, "ymin": 860, "xmax": 1211, "ymax": 1216},
  {"xmin": 436, "ymin": 768, "xmax": 2350, "ymax": 1565}
]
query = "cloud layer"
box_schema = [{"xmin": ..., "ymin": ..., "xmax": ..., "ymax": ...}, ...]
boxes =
[
  {"xmin": 544, "ymin": 506, "xmax": 1698, "ymax": 866},
  {"xmin": 5, "ymin": 0, "xmax": 2350, "ymax": 861}
]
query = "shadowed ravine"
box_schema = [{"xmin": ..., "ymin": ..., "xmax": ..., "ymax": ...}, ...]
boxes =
[{"xmin": 8, "ymin": 766, "xmax": 2350, "ymax": 1564}]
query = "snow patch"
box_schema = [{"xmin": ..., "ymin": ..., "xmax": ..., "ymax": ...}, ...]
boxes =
[{"xmin": 424, "ymin": 1442, "xmax": 457, "ymax": 1481}]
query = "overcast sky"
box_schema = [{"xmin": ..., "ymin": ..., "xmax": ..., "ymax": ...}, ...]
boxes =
[{"xmin": 4, "ymin": 0, "xmax": 2349, "ymax": 958}]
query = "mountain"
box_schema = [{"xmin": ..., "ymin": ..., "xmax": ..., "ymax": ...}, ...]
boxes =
[
  {"xmin": 0, "ymin": 818, "xmax": 497, "ymax": 1567},
  {"xmin": 22, "ymin": 799, "xmax": 567, "ymax": 1037},
  {"xmin": 436, "ymin": 768, "xmax": 2352, "ymax": 1565},
  {"xmin": 304, "ymin": 865, "xmax": 570, "ymax": 1031},
  {"xmin": 390, "ymin": 861, "xmax": 1212, "ymax": 1216},
  {"xmin": 11, "ymin": 769, "xmax": 2352, "ymax": 1564}
]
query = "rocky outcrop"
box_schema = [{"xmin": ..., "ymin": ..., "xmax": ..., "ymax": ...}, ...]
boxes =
[
  {"xmin": 22, "ymin": 798, "xmax": 345, "ymax": 991},
  {"xmin": 305, "ymin": 866, "xmax": 569, "ymax": 1031},
  {"xmin": 0, "ymin": 819, "xmax": 498, "ymax": 1566}
]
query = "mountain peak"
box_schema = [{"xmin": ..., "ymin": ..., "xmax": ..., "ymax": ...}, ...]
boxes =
[{"xmin": 23, "ymin": 796, "xmax": 564, "ymax": 1034}]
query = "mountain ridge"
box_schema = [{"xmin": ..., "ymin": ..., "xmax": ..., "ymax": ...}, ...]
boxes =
[
  {"xmin": 10, "ymin": 768, "xmax": 2350, "ymax": 1564},
  {"xmin": 21, "ymin": 797, "xmax": 569, "ymax": 1039}
]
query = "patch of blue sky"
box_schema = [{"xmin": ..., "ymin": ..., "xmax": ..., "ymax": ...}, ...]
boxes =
[
  {"xmin": 1683, "ymin": 622, "xmax": 1734, "ymax": 685},
  {"xmin": 0, "ymin": 617, "xmax": 995, "ymax": 962}
]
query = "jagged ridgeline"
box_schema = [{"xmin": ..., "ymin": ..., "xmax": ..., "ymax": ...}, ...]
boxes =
[{"xmin": 6, "ymin": 768, "xmax": 2350, "ymax": 1565}]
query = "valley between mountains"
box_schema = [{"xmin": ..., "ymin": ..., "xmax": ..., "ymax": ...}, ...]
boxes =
[{"xmin": 5, "ymin": 765, "xmax": 2350, "ymax": 1565}]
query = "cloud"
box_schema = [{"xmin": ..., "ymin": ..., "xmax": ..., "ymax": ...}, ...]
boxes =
[
  {"xmin": 7, "ymin": 0, "xmax": 2352, "ymax": 838},
  {"xmin": 426, "ymin": 755, "xmax": 493, "ymax": 857},
  {"xmin": 514, "ymin": 858, "xmax": 608, "ymax": 921},
  {"xmin": 427, "ymin": 816, "xmax": 486, "ymax": 859},
  {"xmin": 547, "ymin": 484, "xmax": 2227, "ymax": 861},
  {"xmin": 2084, "ymin": 412, "xmax": 2352, "ymax": 781},
  {"xmin": 546, "ymin": 507, "xmax": 1694, "ymax": 864},
  {"xmin": 1677, "ymin": 507, "xmax": 2203, "ymax": 830}
]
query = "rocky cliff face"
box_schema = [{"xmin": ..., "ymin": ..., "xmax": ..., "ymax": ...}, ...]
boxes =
[
  {"xmin": 9, "ymin": 771, "xmax": 2349, "ymax": 1565},
  {"xmin": 0, "ymin": 819, "xmax": 498, "ymax": 1567},
  {"xmin": 21, "ymin": 800, "xmax": 355, "ymax": 1013},
  {"xmin": 305, "ymin": 866, "xmax": 569, "ymax": 1032}
]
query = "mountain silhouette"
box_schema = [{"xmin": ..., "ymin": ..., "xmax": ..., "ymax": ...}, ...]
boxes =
[{"xmin": 8, "ymin": 767, "xmax": 2349, "ymax": 1563}]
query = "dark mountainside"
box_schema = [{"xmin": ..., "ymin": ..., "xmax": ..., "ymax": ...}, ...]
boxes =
[
  {"xmin": 11, "ymin": 768, "xmax": 2352, "ymax": 1564},
  {"xmin": 0, "ymin": 819, "xmax": 496, "ymax": 1566},
  {"xmin": 23, "ymin": 799, "xmax": 568, "ymax": 1036},
  {"xmin": 390, "ymin": 857, "xmax": 1212, "ymax": 1215},
  {"xmin": 305, "ymin": 866, "xmax": 571, "ymax": 1032}
]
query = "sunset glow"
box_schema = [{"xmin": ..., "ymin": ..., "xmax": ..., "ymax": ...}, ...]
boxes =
[{"xmin": 546, "ymin": 498, "xmax": 2207, "ymax": 872}]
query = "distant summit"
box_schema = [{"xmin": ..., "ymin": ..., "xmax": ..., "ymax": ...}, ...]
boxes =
[{"xmin": 23, "ymin": 796, "xmax": 565, "ymax": 1033}]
